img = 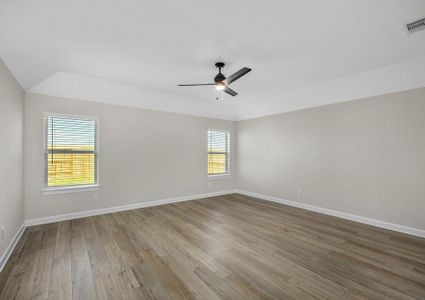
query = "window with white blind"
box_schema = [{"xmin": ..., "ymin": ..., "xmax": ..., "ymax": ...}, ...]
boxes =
[
  {"xmin": 44, "ymin": 114, "xmax": 98, "ymax": 189},
  {"xmin": 208, "ymin": 130, "xmax": 230, "ymax": 176}
]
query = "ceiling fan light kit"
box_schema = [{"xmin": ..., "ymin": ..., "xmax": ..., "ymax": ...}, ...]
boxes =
[{"xmin": 178, "ymin": 62, "xmax": 252, "ymax": 99}]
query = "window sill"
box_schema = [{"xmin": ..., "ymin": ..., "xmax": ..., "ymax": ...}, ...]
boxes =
[
  {"xmin": 208, "ymin": 174, "xmax": 231, "ymax": 180},
  {"xmin": 41, "ymin": 184, "xmax": 100, "ymax": 195}
]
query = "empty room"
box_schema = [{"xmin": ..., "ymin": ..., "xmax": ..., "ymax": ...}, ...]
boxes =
[{"xmin": 1, "ymin": 0, "xmax": 425, "ymax": 299}]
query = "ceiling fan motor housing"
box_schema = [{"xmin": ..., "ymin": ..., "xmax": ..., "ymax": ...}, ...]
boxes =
[
  {"xmin": 214, "ymin": 62, "xmax": 226, "ymax": 83},
  {"xmin": 214, "ymin": 73, "xmax": 226, "ymax": 83}
]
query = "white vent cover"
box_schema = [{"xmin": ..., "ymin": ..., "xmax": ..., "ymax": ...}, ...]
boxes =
[{"xmin": 406, "ymin": 18, "xmax": 425, "ymax": 33}]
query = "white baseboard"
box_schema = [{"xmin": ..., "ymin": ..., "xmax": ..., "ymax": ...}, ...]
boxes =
[
  {"xmin": 235, "ymin": 190, "xmax": 425, "ymax": 238},
  {"xmin": 25, "ymin": 190, "xmax": 237, "ymax": 226},
  {"xmin": 0, "ymin": 222, "xmax": 25, "ymax": 273}
]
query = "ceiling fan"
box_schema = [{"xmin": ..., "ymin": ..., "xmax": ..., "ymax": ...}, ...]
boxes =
[{"xmin": 178, "ymin": 62, "xmax": 252, "ymax": 97}]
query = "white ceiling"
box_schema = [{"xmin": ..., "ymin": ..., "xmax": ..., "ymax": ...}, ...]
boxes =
[{"xmin": 1, "ymin": 0, "xmax": 425, "ymax": 120}]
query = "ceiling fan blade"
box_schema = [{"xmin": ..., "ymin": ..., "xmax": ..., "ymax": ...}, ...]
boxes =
[
  {"xmin": 178, "ymin": 83, "xmax": 215, "ymax": 86},
  {"xmin": 225, "ymin": 67, "xmax": 252, "ymax": 84},
  {"xmin": 223, "ymin": 86, "xmax": 238, "ymax": 96}
]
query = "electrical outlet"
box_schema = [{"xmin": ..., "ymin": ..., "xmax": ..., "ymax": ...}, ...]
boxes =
[
  {"xmin": 0, "ymin": 226, "xmax": 5, "ymax": 240},
  {"xmin": 93, "ymin": 193, "xmax": 99, "ymax": 201},
  {"xmin": 297, "ymin": 188, "xmax": 303, "ymax": 198}
]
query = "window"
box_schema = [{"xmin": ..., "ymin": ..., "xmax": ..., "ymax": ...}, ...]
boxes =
[
  {"xmin": 44, "ymin": 114, "xmax": 98, "ymax": 189},
  {"xmin": 208, "ymin": 130, "xmax": 230, "ymax": 176}
]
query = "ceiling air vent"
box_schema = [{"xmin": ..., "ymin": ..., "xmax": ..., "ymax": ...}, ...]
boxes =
[{"xmin": 406, "ymin": 18, "xmax": 425, "ymax": 33}]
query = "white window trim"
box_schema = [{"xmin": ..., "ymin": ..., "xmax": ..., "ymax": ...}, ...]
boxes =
[
  {"xmin": 41, "ymin": 184, "xmax": 100, "ymax": 195},
  {"xmin": 207, "ymin": 129, "xmax": 231, "ymax": 178},
  {"xmin": 208, "ymin": 173, "xmax": 232, "ymax": 180},
  {"xmin": 42, "ymin": 112, "xmax": 100, "ymax": 193}
]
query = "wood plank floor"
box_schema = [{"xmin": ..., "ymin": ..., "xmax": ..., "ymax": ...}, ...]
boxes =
[{"xmin": 1, "ymin": 194, "xmax": 425, "ymax": 299}]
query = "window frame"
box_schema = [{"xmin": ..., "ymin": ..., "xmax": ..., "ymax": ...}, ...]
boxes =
[
  {"xmin": 42, "ymin": 112, "xmax": 100, "ymax": 194},
  {"xmin": 207, "ymin": 129, "xmax": 231, "ymax": 178}
]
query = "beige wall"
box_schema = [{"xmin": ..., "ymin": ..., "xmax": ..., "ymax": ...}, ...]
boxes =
[
  {"xmin": 0, "ymin": 60, "xmax": 24, "ymax": 259},
  {"xmin": 237, "ymin": 88, "xmax": 425, "ymax": 230},
  {"xmin": 24, "ymin": 93, "xmax": 236, "ymax": 220},
  {"xmin": 16, "ymin": 80, "xmax": 425, "ymax": 232}
]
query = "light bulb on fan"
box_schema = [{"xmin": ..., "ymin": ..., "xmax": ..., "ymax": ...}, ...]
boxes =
[{"xmin": 215, "ymin": 82, "xmax": 225, "ymax": 91}]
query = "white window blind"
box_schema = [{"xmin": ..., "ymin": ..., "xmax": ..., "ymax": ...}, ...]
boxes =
[
  {"xmin": 44, "ymin": 114, "xmax": 98, "ymax": 188},
  {"xmin": 208, "ymin": 130, "xmax": 230, "ymax": 175}
]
